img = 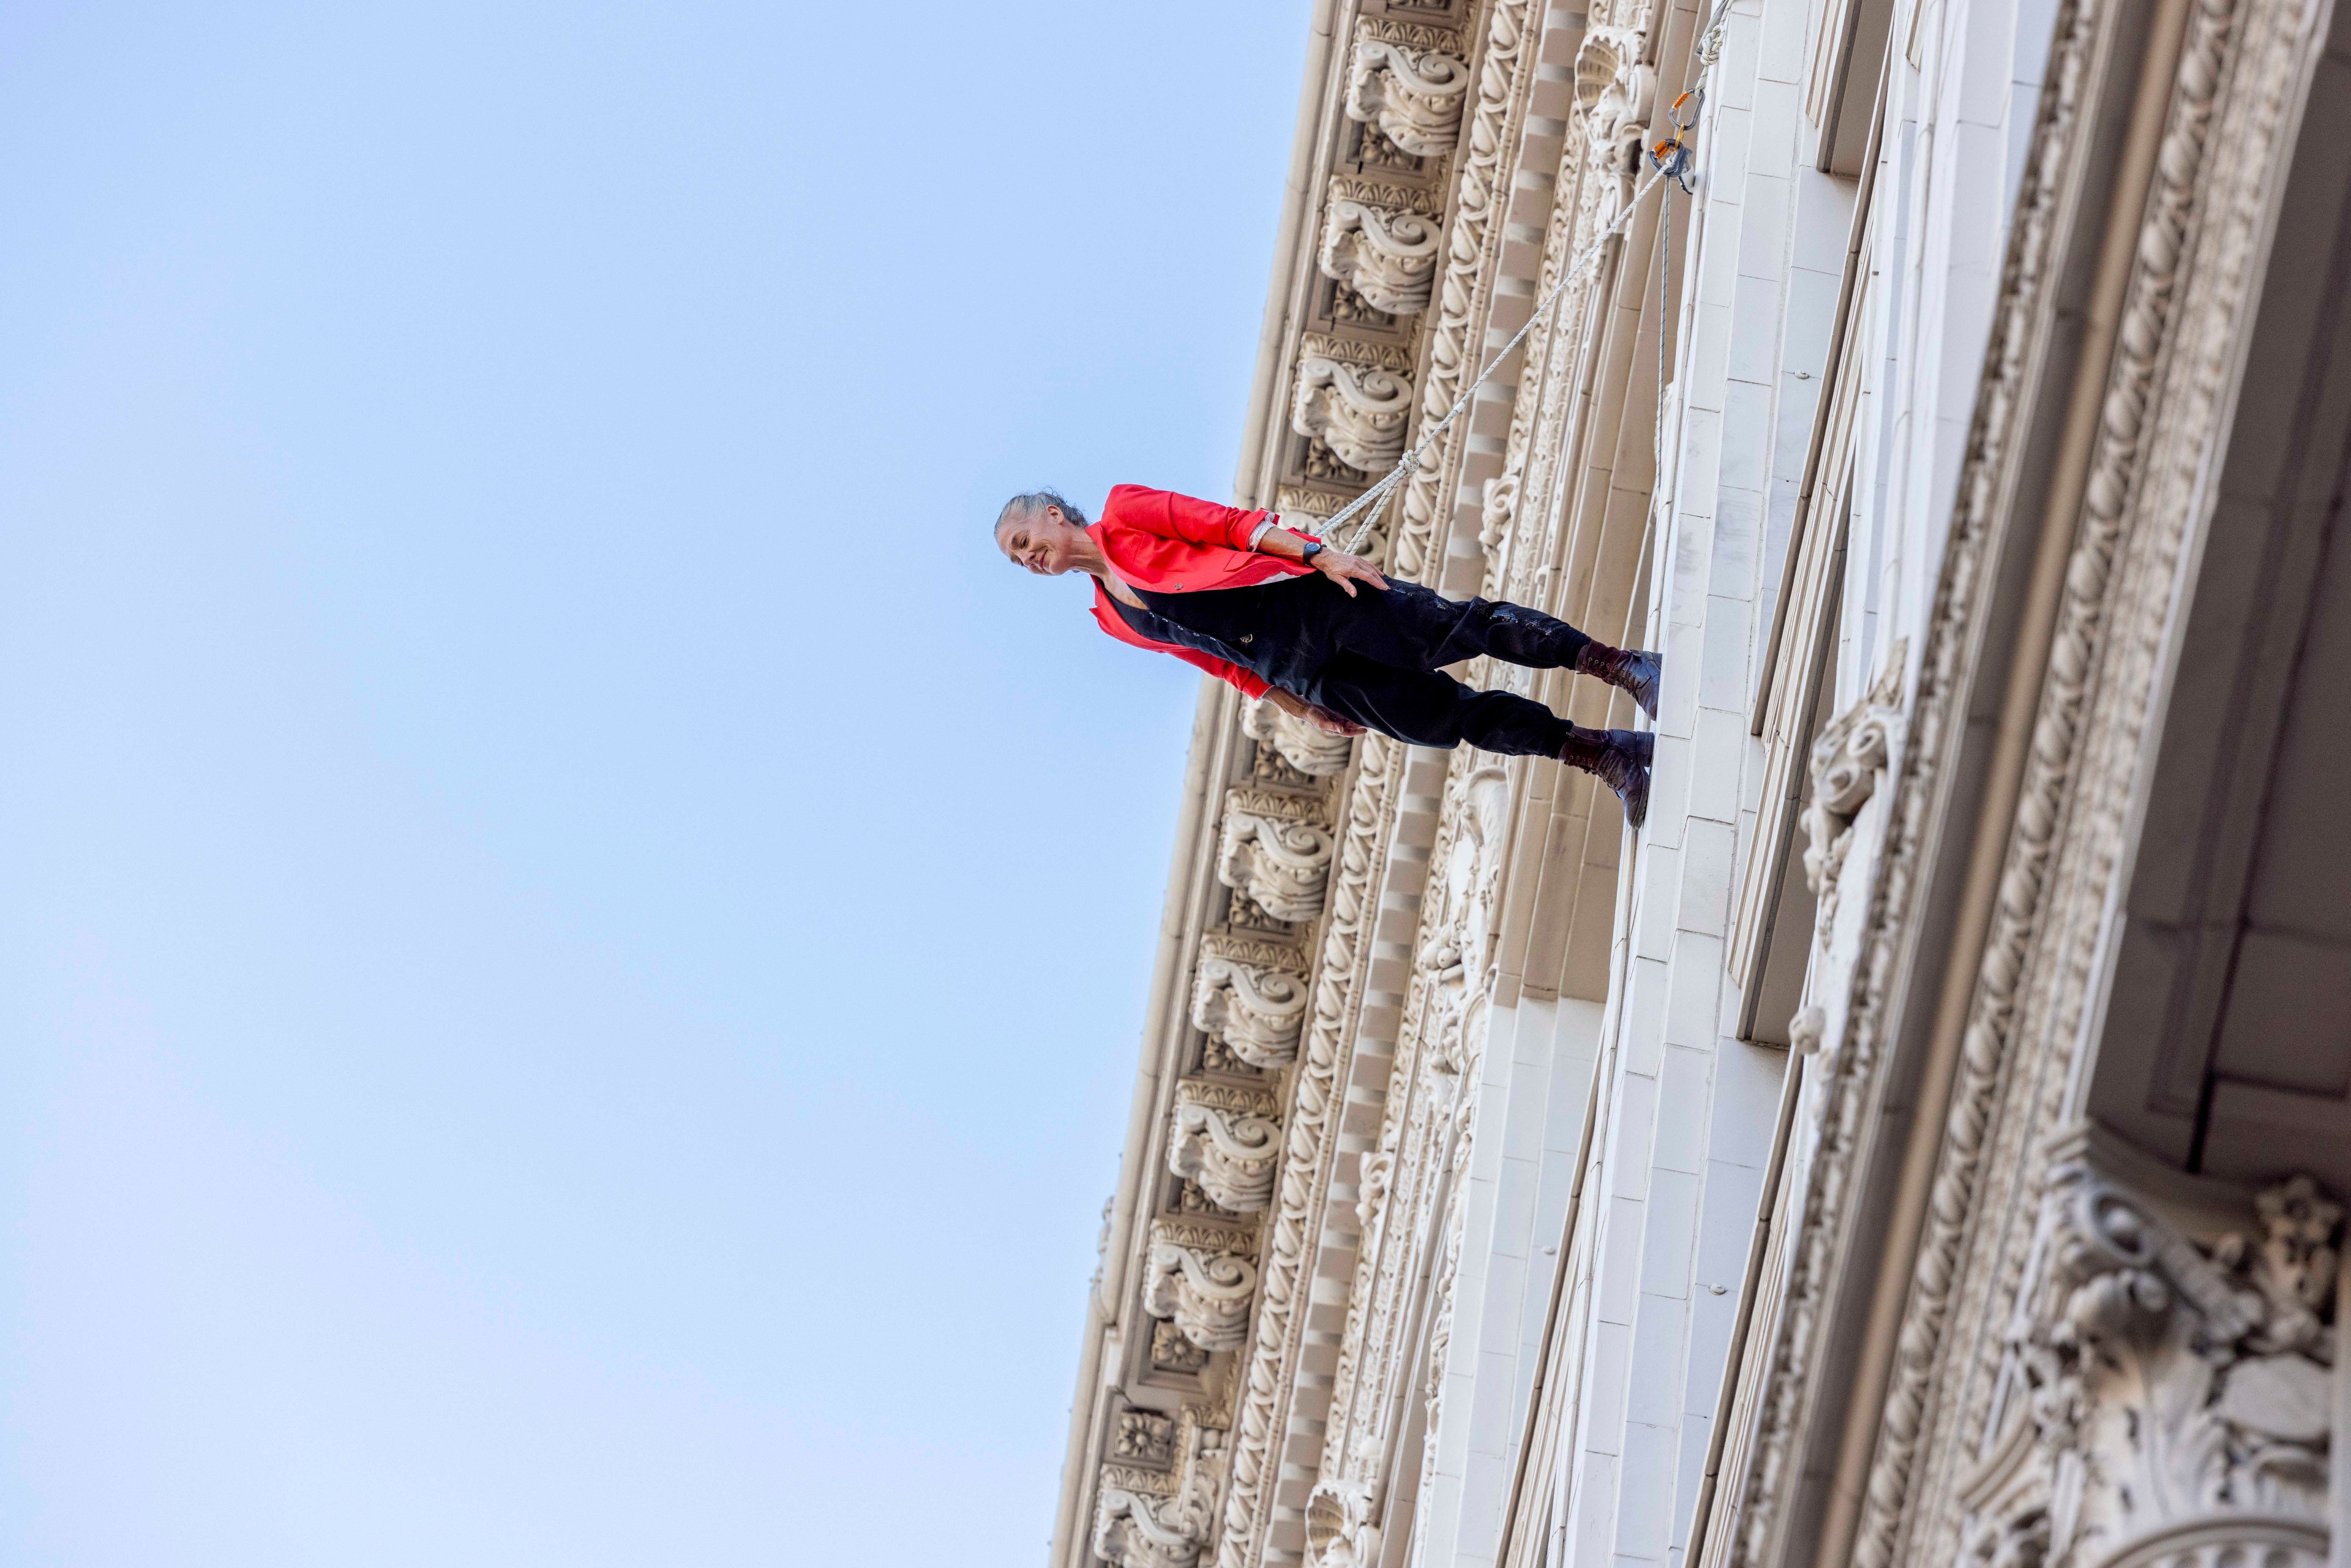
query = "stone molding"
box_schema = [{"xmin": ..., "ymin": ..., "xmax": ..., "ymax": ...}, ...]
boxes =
[
  {"xmin": 1465, "ymin": 0, "xmax": 1648, "ymax": 593},
  {"xmin": 1327, "ymin": 174, "xmax": 1446, "ymax": 217},
  {"xmin": 1297, "ymin": 331, "xmax": 1420, "ymax": 375},
  {"xmin": 1320, "ymin": 763, "xmax": 1515, "ymax": 1517},
  {"xmin": 1389, "ymin": 0, "xmax": 1540, "ymax": 579},
  {"xmin": 1851, "ymin": 0, "xmax": 2331, "ymax": 1553},
  {"xmin": 1715, "ymin": 0, "xmax": 2333, "ymax": 1550},
  {"xmin": 1292, "ymin": 355, "xmax": 1415, "ymax": 473},
  {"xmin": 1214, "ymin": 732, "xmax": 1403, "ymax": 1568}
]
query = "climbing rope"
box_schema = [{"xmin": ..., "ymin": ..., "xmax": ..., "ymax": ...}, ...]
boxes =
[{"xmin": 1332, "ymin": 2, "xmax": 1733, "ymax": 554}]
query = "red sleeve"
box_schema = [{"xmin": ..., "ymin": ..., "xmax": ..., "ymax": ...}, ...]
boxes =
[
  {"xmin": 1168, "ymin": 648, "xmax": 1272, "ymax": 700},
  {"xmin": 1104, "ymin": 484, "xmax": 1267, "ymax": 552}
]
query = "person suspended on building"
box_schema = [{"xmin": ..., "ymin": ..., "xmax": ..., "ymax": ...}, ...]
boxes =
[{"xmin": 994, "ymin": 484, "xmax": 1662, "ymax": 825}]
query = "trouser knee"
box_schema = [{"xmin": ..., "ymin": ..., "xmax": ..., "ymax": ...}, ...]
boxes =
[{"xmin": 1453, "ymin": 599, "xmax": 1591, "ymax": 669}]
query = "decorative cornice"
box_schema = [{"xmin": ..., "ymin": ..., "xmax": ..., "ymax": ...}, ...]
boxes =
[
  {"xmin": 1850, "ymin": 0, "xmax": 2248, "ymax": 1542},
  {"xmin": 1389, "ymin": 0, "xmax": 1539, "ymax": 578},
  {"xmin": 1856, "ymin": 0, "xmax": 2330, "ymax": 1553},
  {"xmin": 1723, "ymin": 0, "xmax": 2324, "ymax": 1551},
  {"xmin": 1215, "ymin": 733, "xmax": 1402, "ymax": 1567},
  {"xmin": 1720, "ymin": 0, "xmax": 2109, "ymax": 1548}
]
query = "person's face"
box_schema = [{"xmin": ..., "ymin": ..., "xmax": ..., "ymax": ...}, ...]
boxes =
[{"xmin": 996, "ymin": 506, "xmax": 1087, "ymax": 576}]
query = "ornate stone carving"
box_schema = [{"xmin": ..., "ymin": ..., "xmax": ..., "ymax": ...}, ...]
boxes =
[
  {"xmin": 1242, "ymin": 694, "xmax": 1355, "ymax": 778},
  {"xmin": 1097, "ymin": 1486, "xmax": 1212, "ymax": 1568},
  {"xmin": 1217, "ymin": 731, "xmax": 1405, "ymax": 1568},
  {"xmin": 1386, "ymin": 0, "xmax": 1535, "ymax": 579},
  {"xmin": 1292, "ymin": 356, "xmax": 1414, "ymax": 473},
  {"xmin": 1344, "ymin": 30, "xmax": 1469, "ymax": 157},
  {"xmin": 1145, "ymin": 1229, "xmax": 1260, "ymax": 1352},
  {"xmin": 1305, "ymin": 1479, "xmax": 1382, "ymax": 1567},
  {"xmin": 1723, "ymin": 0, "xmax": 2112, "ymax": 1532},
  {"xmin": 1479, "ymin": 470, "xmax": 1521, "ymax": 556},
  {"xmin": 1956, "ymin": 1161, "xmax": 2338, "ymax": 1568},
  {"xmin": 1833, "ymin": 0, "xmax": 2331, "ymax": 1551},
  {"xmin": 1275, "ymin": 486, "xmax": 1347, "ymax": 522},
  {"xmin": 1218, "ymin": 806, "xmax": 1336, "ymax": 923},
  {"xmin": 1416, "ymin": 767, "xmax": 1512, "ymax": 994},
  {"xmin": 1798, "ymin": 647, "xmax": 1906, "ymax": 944},
  {"xmin": 1191, "ymin": 953, "xmax": 1309, "ymax": 1070},
  {"xmin": 1116, "ymin": 1406, "xmax": 1179, "ymax": 1469},
  {"xmin": 1573, "ymin": 28, "xmax": 1655, "ymax": 221},
  {"xmin": 1169, "ymin": 1081, "xmax": 1283, "ymax": 1214},
  {"xmin": 1355, "ymin": 1146, "xmax": 1393, "ymax": 1232},
  {"xmin": 1096, "ymin": 1417, "xmax": 1232, "ymax": 1568},
  {"xmin": 1320, "ymin": 198, "xmax": 1442, "ymax": 316},
  {"xmin": 1299, "ymin": 332, "xmax": 1417, "ymax": 375},
  {"xmin": 1327, "ymin": 176, "xmax": 1443, "ymax": 217},
  {"xmin": 1152, "ymin": 1319, "xmax": 1211, "ymax": 1375}
]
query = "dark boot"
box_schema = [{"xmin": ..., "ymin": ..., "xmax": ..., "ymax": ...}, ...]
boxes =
[
  {"xmin": 1559, "ymin": 724, "xmax": 1652, "ymax": 828},
  {"xmin": 1577, "ymin": 641, "xmax": 1663, "ymax": 720}
]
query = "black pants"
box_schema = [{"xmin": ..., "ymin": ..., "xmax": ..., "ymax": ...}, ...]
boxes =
[{"xmin": 1283, "ymin": 576, "xmax": 1591, "ymax": 757}]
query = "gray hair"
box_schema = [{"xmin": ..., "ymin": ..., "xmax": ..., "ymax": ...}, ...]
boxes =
[{"xmin": 994, "ymin": 488, "xmax": 1089, "ymax": 535}]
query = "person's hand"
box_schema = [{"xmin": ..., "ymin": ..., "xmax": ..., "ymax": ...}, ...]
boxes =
[
  {"xmin": 1301, "ymin": 703, "xmax": 1365, "ymax": 737},
  {"xmin": 1264, "ymin": 688, "xmax": 1366, "ymax": 737},
  {"xmin": 1311, "ymin": 546, "xmax": 1390, "ymax": 597}
]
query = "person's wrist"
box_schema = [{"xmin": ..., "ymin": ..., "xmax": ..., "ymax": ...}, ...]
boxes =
[{"xmin": 1302, "ymin": 540, "xmax": 1325, "ymax": 565}]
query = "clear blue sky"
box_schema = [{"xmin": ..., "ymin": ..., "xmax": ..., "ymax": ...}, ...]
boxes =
[{"xmin": 0, "ymin": 3, "xmax": 1308, "ymax": 1562}]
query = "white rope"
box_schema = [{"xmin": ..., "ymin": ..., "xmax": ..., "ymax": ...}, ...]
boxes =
[
  {"xmin": 1333, "ymin": 162, "xmax": 1670, "ymax": 550},
  {"xmin": 1329, "ymin": 0, "xmax": 1736, "ymax": 554}
]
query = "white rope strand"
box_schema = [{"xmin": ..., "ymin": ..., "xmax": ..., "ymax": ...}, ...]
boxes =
[{"xmin": 1333, "ymin": 162, "xmax": 1671, "ymax": 551}]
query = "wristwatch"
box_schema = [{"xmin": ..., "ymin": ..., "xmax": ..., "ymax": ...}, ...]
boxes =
[{"xmin": 1302, "ymin": 541, "xmax": 1325, "ymax": 564}]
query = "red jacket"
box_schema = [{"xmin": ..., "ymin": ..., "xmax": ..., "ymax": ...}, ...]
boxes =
[{"xmin": 1086, "ymin": 484, "xmax": 1318, "ymax": 700}]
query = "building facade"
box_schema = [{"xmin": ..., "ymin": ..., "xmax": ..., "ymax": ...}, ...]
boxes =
[{"xmin": 1051, "ymin": 0, "xmax": 2351, "ymax": 1561}]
